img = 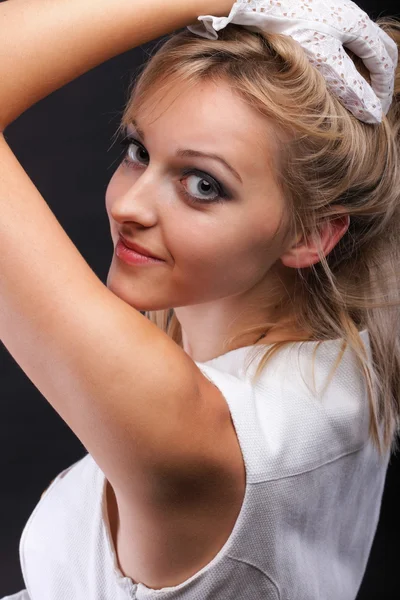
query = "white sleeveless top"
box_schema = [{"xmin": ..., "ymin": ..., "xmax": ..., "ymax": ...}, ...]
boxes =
[{"xmin": 9, "ymin": 330, "xmax": 391, "ymax": 599}]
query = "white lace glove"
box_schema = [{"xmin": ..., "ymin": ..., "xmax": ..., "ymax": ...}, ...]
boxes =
[{"xmin": 188, "ymin": 0, "xmax": 398, "ymax": 124}]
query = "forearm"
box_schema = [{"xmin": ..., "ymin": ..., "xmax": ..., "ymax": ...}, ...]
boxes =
[{"xmin": 0, "ymin": 0, "xmax": 232, "ymax": 131}]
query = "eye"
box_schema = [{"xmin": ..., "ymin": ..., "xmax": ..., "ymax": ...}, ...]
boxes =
[
  {"xmin": 119, "ymin": 135, "xmax": 231, "ymax": 205},
  {"xmin": 120, "ymin": 137, "xmax": 149, "ymax": 166},
  {"xmin": 180, "ymin": 169, "xmax": 228, "ymax": 204}
]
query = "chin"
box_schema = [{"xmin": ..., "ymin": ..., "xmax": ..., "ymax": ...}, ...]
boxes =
[
  {"xmin": 106, "ymin": 262, "xmax": 175, "ymax": 313},
  {"xmin": 105, "ymin": 278, "xmax": 163, "ymax": 313}
]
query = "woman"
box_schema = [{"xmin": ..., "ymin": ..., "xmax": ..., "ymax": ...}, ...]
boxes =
[{"xmin": 1, "ymin": 0, "xmax": 399, "ymax": 598}]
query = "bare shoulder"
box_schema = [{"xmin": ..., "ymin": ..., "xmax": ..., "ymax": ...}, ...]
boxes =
[{"xmin": 107, "ymin": 373, "xmax": 246, "ymax": 590}]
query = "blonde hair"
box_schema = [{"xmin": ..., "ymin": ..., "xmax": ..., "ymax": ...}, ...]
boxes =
[{"xmin": 116, "ymin": 17, "xmax": 400, "ymax": 457}]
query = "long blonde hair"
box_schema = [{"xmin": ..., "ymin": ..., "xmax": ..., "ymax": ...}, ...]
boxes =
[{"xmin": 116, "ymin": 17, "xmax": 400, "ymax": 457}]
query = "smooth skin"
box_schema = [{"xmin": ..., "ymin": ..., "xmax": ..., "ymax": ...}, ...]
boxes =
[
  {"xmin": 0, "ymin": 0, "xmax": 349, "ymax": 590},
  {"xmin": 106, "ymin": 81, "xmax": 349, "ymax": 363}
]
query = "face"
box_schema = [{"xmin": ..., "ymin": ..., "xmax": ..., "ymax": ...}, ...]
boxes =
[{"xmin": 105, "ymin": 79, "xmax": 292, "ymax": 314}]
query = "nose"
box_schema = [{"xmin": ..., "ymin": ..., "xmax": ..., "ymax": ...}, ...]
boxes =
[{"xmin": 109, "ymin": 166, "xmax": 161, "ymax": 228}]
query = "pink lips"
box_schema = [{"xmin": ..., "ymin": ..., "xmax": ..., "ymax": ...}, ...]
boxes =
[
  {"xmin": 116, "ymin": 238, "xmax": 164, "ymax": 266},
  {"xmin": 119, "ymin": 235, "xmax": 162, "ymax": 260}
]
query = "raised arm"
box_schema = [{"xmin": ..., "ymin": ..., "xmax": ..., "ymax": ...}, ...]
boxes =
[
  {"xmin": 0, "ymin": 0, "xmax": 240, "ymax": 468},
  {"xmin": 0, "ymin": 2, "xmax": 249, "ymax": 589},
  {"xmin": 0, "ymin": 0, "xmax": 232, "ymax": 130}
]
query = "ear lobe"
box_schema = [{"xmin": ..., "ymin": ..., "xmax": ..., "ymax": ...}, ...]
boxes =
[{"xmin": 280, "ymin": 213, "xmax": 350, "ymax": 269}]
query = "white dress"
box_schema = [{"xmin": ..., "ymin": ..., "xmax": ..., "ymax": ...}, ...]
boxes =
[{"xmin": 3, "ymin": 330, "xmax": 390, "ymax": 599}]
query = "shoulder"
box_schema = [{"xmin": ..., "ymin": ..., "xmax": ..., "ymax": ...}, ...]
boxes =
[
  {"xmin": 194, "ymin": 336, "xmax": 371, "ymax": 481},
  {"xmin": 253, "ymin": 336, "xmax": 371, "ymax": 475}
]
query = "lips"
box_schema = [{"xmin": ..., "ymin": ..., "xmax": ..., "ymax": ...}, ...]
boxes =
[{"xmin": 119, "ymin": 235, "xmax": 163, "ymax": 261}]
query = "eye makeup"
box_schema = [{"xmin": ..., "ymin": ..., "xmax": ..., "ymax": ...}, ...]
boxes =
[{"xmin": 119, "ymin": 132, "xmax": 234, "ymax": 206}]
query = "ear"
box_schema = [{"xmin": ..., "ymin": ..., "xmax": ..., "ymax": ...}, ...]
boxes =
[{"xmin": 280, "ymin": 208, "xmax": 350, "ymax": 269}]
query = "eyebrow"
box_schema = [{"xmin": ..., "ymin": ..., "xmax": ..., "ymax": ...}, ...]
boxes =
[{"xmin": 130, "ymin": 119, "xmax": 243, "ymax": 184}]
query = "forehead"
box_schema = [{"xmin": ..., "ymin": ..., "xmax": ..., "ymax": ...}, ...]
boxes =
[{"xmin": 132, "ymin": 79, "xmax": 281, "ymax": 185}]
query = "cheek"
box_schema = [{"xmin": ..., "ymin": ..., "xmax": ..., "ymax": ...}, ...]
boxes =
[{"xmin": 169, "ymin": 220, "xmax": 275, "ymax": 300}]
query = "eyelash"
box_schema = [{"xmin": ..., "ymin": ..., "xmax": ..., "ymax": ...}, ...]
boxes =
[{"xmin": 119, "ymin": 135, "xmax": 230, "ymax": 205}]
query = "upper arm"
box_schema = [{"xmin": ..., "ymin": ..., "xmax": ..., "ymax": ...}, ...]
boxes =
[
  {"xmin": 109, "ymin": 372, "xmax": 247, "ymax": 589},
  {"xmin": 0, "ymin": 132, "xmax": 243, "ymax": 510},
  {"xmin": 3, "ymin": 269, "xmax": 240, "ymax": 505},
  {"xmin": 148, "ymin": 368, "xmax": 246, "ymax": 500}
]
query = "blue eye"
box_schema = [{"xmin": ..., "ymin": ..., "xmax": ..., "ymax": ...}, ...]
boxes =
[
  {"xmin": 119, "ymin": 136, "xmax": 231, "ymax": 205},
  {"xmin": 180, "ymin": 168, "xmax": 229, "ymax": 204}
]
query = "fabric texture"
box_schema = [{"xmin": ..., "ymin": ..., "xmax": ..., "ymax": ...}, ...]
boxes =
[
  {"xmin": 187, "ymin": 0, "xmax": 398, "ymax": 124},
  {"xmin": 12, "ymin": 330, "xmax": 390, "ymax": 599},
  {"xmin": 1, "ymin": 591, "xmax": 31, "ymax": 600}
]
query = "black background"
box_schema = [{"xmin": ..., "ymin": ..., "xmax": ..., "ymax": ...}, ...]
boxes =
[{"xmin": 0, "ymin": 1, "xmax": 399, "ymax": 597}]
